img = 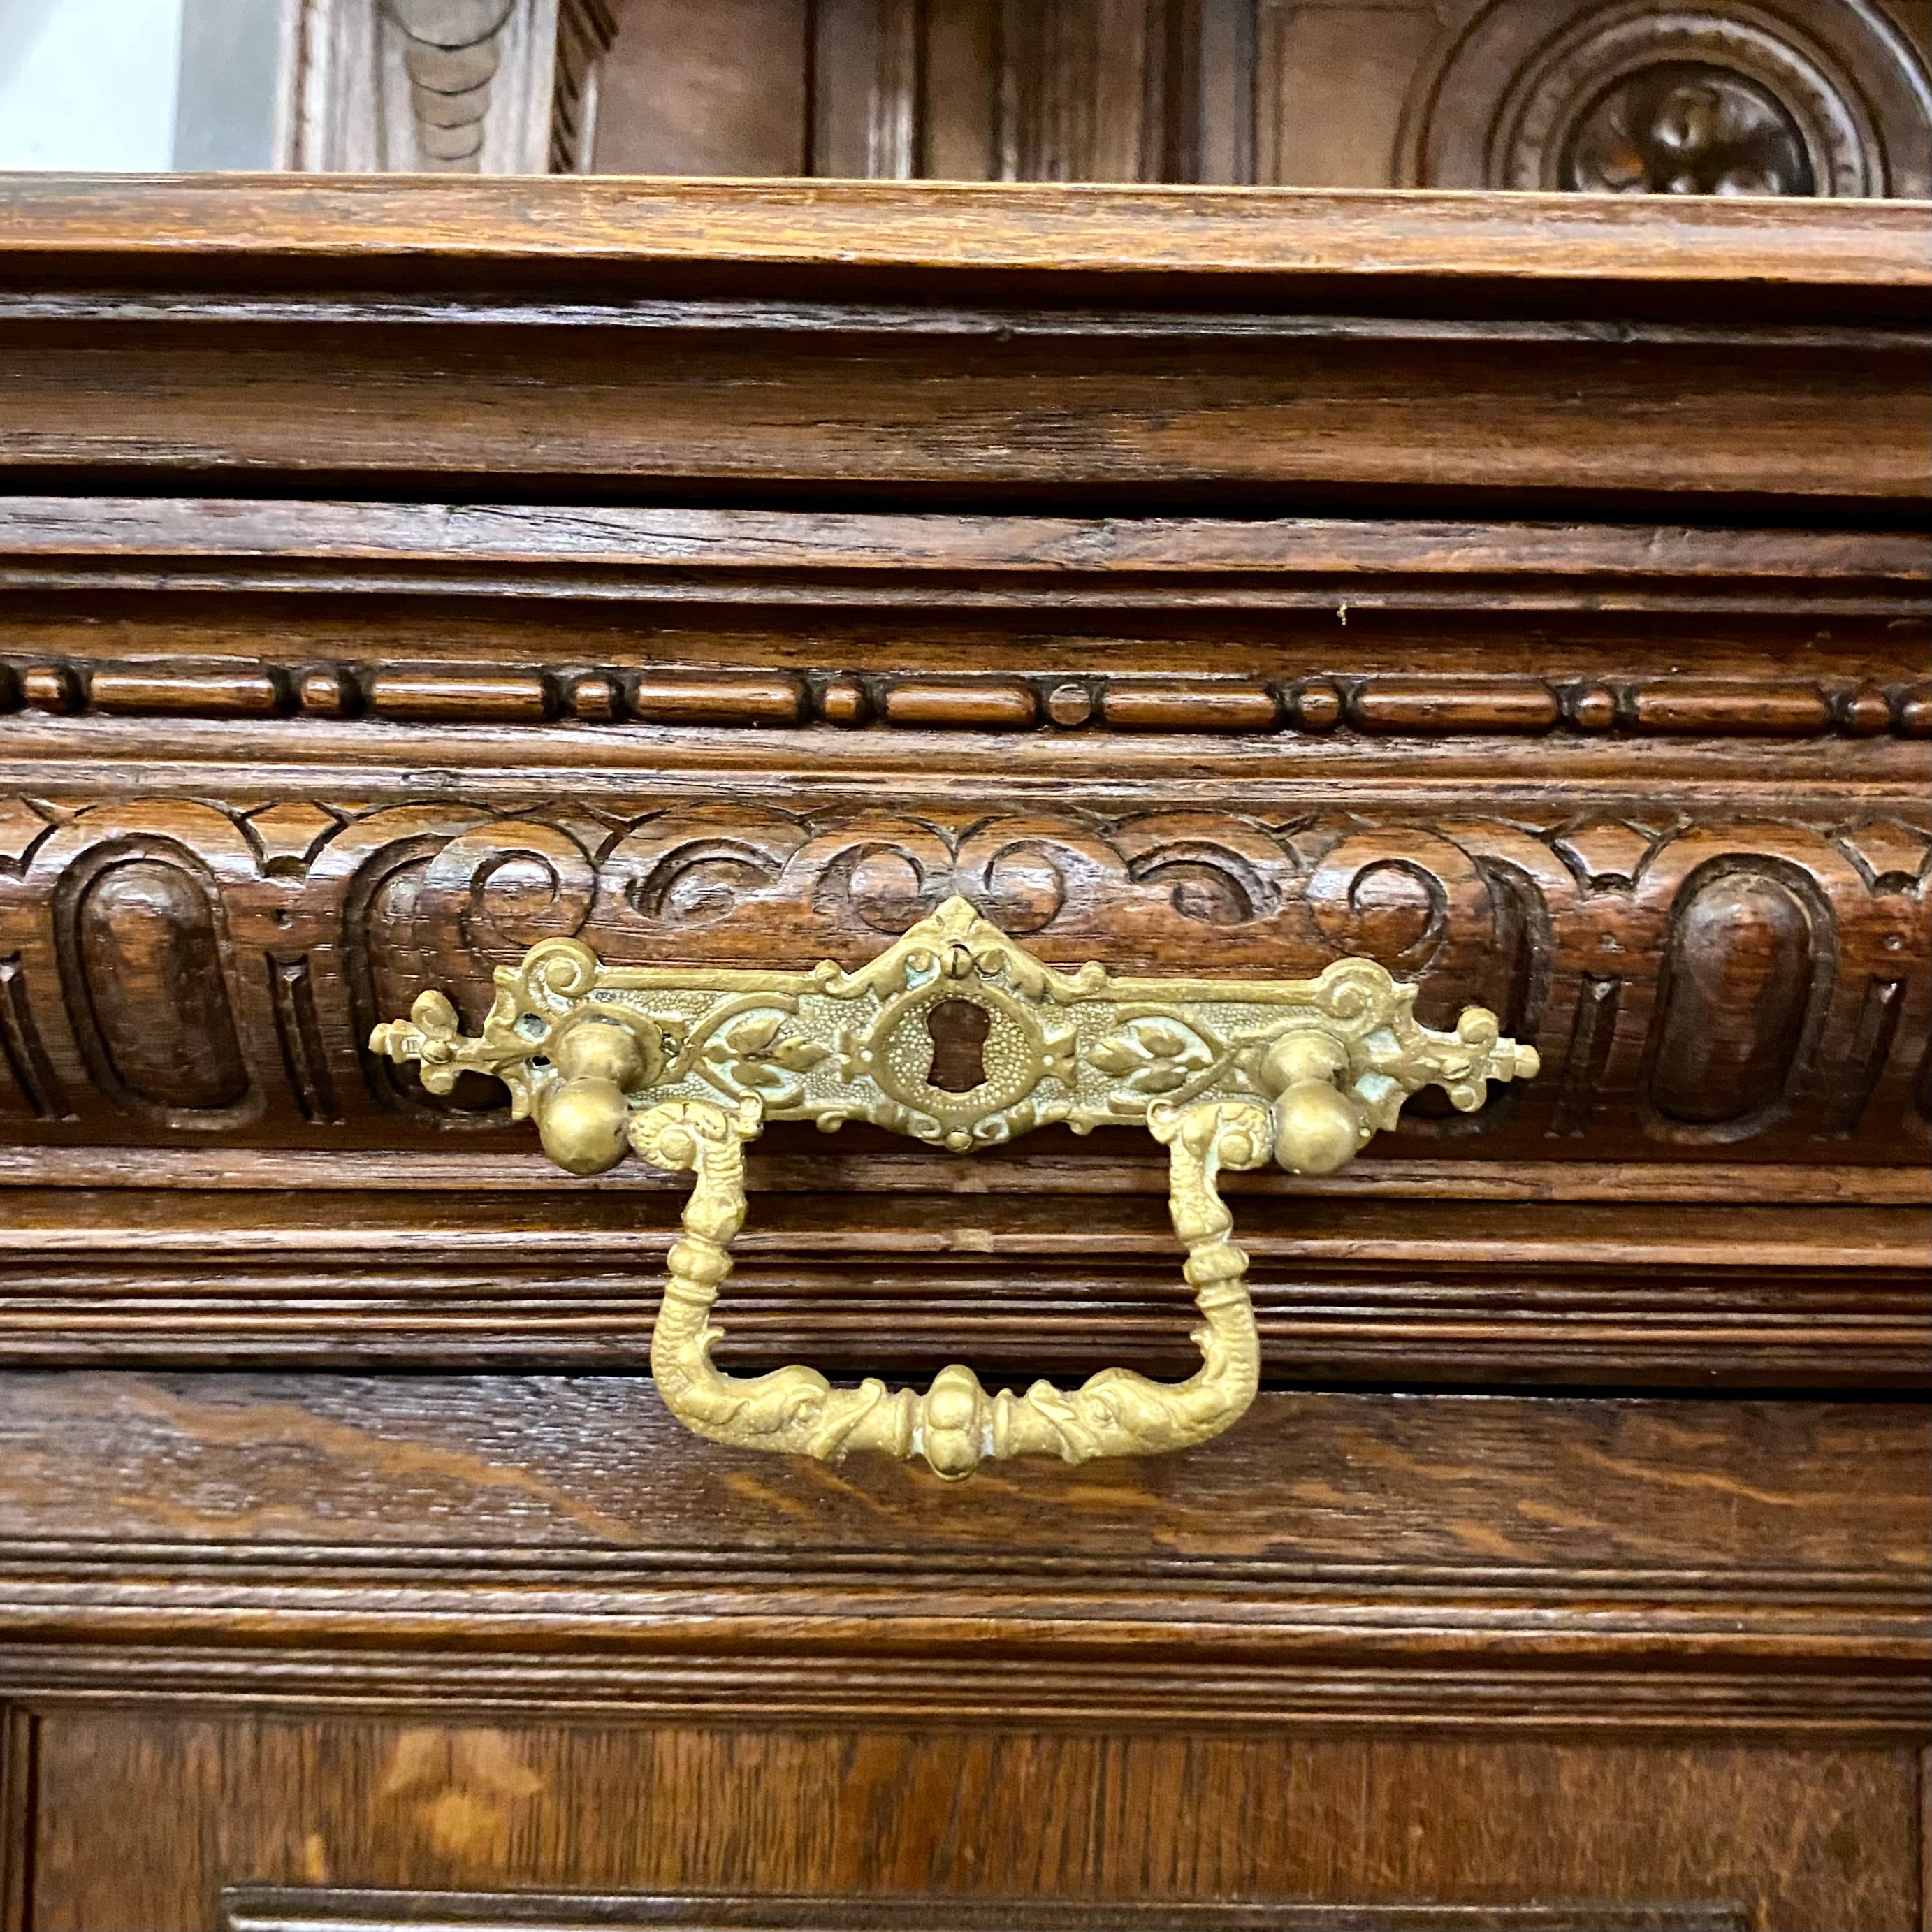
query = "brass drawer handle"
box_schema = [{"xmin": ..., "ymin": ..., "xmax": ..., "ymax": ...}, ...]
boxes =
[{"xmin": 372, "ymin": 899, "xmax": 1536, "ymax": 1477}]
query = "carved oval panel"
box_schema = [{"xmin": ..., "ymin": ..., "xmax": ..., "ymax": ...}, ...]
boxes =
[
  {"xmin": 1650, "ymin": 869, "xmax": 1814, "ymax": 1127},
  {"xmin": 75, "ymin": 857, "xmax": 248, "ymax": 1111}
]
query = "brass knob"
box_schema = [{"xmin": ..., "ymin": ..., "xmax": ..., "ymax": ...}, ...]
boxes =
[{"xmin": 539, "ymin": 1017, "xmax": 648, "ymax": 1175}]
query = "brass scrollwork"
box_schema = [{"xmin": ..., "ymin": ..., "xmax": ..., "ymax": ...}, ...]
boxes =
[{"xmin": 372, "ymin": 897, "xmax": 1538, "ymax": 1476}]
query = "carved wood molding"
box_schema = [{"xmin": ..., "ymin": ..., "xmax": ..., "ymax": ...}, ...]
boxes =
[
  {"xmin": 1, "ymin": 502, "xmax": 1924, "ymax": 615},
  {"xmin": 1, "ymin": 182, "xmax": 1924, "ymax": 507},
  {"xmin": 0, "ymin": 797, "xmax": 1924, "ymax": 1162},
  {"xmin": 9, "ymin": 1635, "xmax": 1918, "ymax": 1735},
  {"xmin": 9, "ymin": 175, "xmax": 1925, "ymax": 283},
  {"xmin": 3, "ymin": 659, "xmax": 1926, "ymax": 740},
  {"xmin": 0, "ymin": 1184, "xmax": 1920, "ymax": 1383}
]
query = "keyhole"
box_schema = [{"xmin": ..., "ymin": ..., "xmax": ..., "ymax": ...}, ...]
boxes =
[{"xmin": 925, "ymin": 998, "xmax": 991, "ymax": 1092}]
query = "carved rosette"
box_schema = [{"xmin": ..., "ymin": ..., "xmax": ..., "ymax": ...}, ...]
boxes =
[
  {"xmin": 1410, "ymin": 0, "xmax": 1932, "ymax": 197},
  {"xmin": 1562, "ymin": 61, "xmax": 1813, "ymax": 194}
]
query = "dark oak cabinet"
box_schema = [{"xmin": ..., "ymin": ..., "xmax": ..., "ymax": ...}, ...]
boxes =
[{"xmin": 0, "ymin": 177, "xmax": 1926, "ymax": 1931}]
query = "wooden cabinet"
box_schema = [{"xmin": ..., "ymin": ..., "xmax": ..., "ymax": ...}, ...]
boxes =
[{"xmin": 0, "ymin": 177, "xmax": 1926, "ymax": 1930}]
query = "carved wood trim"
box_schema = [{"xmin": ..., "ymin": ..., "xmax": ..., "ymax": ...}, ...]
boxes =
[
  {"xmin": 1, "ymin": 797, "xmax": 1924, "ymax": 1163},
  {"xmin": 2, "ymin": 180, "xmax": 1923, "ymax": 506},
  {"xmin": 10, "ymin": 1641, "xmax": 1922, "ymax": 1735},
  {"xmin": 0, "ymin": 1184, "xmax": 1919, "ymax": 1384},
  {"xmin": 4, "ymin": 660, "xmax": 1926, "ymax": 740},
  {"xmin": 3, "ymin": 500, "xmax": 1922, "ymax": 609},
  {"xmin": 8, "ymin": 175, "xmax": 1924, "ymax": 283}
]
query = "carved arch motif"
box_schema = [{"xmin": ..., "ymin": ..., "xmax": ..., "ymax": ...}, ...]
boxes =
[{"xmin": 0, "ymin": 796, "xmax": 1924, "ymax": 1157}]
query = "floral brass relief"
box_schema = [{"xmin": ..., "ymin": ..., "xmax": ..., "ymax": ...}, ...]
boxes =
[{"xmin": 371, "ymin": 897, "xmax": 1538, "ymax": 1476}]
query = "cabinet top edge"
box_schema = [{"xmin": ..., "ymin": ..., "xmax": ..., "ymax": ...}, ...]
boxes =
[{"xmin": 0, "ymin": 173, "xmax": 1926, "ymax": 290}]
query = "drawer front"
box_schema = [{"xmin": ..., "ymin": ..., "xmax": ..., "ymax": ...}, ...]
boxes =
[{"xmin": 2, "ymin": 779, "xmax": 1923, "ymax": 1165}]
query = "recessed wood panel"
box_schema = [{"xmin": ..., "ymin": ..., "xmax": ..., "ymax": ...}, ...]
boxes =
[
  {"xmin": 1648, "ymin": 870, "xmax": 1817, "ymax": 1133},
  {"xmin": 22, "ymin": 1717, "xmax": 1917, "ymax": 1932}
]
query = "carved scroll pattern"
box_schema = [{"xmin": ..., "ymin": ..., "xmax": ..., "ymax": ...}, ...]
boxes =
[{"xmin": 0, "ymin": 796, "xmax": 1924, "ymax": 1155}]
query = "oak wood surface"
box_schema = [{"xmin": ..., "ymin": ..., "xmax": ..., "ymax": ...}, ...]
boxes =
[
  {"xmin": 2, "ymin": 176, "xmax": 1925, "ymax": 285},
  {"xmin": 3, "ymin": 499, "xmax": 1923, "ymax": 604},
  {"xmin": 3, "ymin": 1374, "xmax": 1919, "ymax": 1574},
  {"xmin": 32, "ymin": 1722, "xmax": 1918, "ymax": 1932},
  {"xmin": 0, "ymin": 1377, "xmax": 1922, "ymax": 1747},
  {"xmin": 0, "ymin": 1187, "xmax": 1921, "ymax": 1386},
  {"xmin": 0, "ymin": 184, "xmax": 1924, "ymax": 510},
  {"xmin": 2, "ymin": 326, "xmax": 1917, "ymax": 507}
]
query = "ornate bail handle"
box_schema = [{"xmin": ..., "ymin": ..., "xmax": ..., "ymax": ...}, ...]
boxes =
[{"xmin": 371, "ymin": 897, "xmax": 1537, "ymax": 1478}]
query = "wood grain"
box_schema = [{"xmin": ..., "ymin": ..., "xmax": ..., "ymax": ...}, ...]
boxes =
[
  {"xmin": 1, "ymin": 324, "xmax": 1918, "ymax": 504},
  {"xmin": 0, "ymin": 1186, "xmax": 1919, "ymax": 1386},
  {"xmin": 24, "ymin": 1722, "xmax": 1924, "ymax": 1931},
  {"xmin": 0, "ymin": 1374, "xmax": 1921, "ymax": 1575},
  {"xmin": 0, "ymin": 186, "xmax": 1924, "ymax": 506},
  {"xmin": 1, "ymin": 177, "xmax": 1924, "ymax": 286},
  {"xmin": 3, "ymin": 500, "xmax": 1922, "ymax": 604},
  {"xmin": 0, "ymin": 1372, "xmax": 1923, "ymax": 1736}
]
